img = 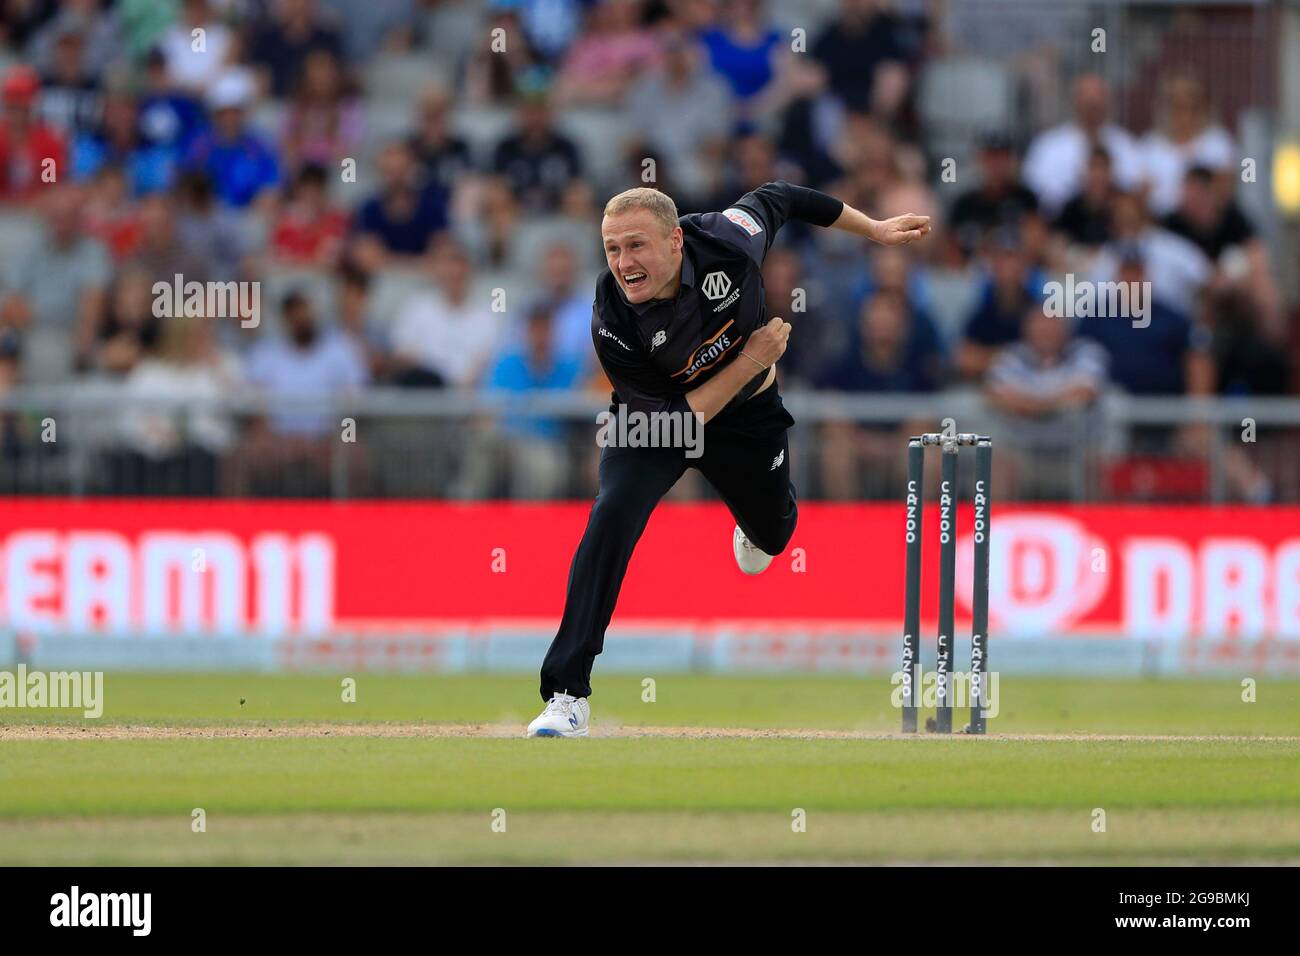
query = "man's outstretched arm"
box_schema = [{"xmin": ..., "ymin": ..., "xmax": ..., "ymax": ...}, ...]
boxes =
[{"xmin": 726, "ymin": 181, "xmax": 931, "ymax": 257}]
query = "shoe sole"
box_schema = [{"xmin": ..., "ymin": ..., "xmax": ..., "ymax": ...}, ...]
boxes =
[{"xmin": 531, "ymin": 727, "xmax": 589, "ymax": 738}]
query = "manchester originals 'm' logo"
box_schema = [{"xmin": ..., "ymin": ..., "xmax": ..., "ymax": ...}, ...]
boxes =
[{"xmin": 701, "ymin": 271, "xmax": 732, "ymax": 301}]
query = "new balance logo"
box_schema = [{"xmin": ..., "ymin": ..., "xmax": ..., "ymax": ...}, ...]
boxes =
[
  {"xmin": 651, "ymin": 329, "xmax": 667, "ymax": 351},
  {"xmin": 770, "ymin": 450, "xmax": 785, "ymax": 471}
]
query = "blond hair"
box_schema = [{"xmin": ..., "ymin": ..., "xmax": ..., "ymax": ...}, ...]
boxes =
[{"xmin": 602, "ymin": 187, "xmax": 679, "ymax": 236}]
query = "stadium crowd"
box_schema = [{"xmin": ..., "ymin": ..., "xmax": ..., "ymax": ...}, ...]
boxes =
[{"xmin": 0, "ymin": 0, "xmax": 1293, "ymax": 501}]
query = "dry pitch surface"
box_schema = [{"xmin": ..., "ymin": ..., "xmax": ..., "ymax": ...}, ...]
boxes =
[{"xmin": 2, "ymin": 674, "xmax": 1298, "ymax": 864}]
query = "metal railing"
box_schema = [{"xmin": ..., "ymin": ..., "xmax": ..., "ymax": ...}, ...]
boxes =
[{"xmin": 1, "ymin": 384, "xmax": 1298, "ymax": 502}]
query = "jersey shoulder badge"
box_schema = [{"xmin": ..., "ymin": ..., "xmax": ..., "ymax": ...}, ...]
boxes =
[{"xmin": 722, "ymin": 207, "xmax": 763, "ymax": 237}]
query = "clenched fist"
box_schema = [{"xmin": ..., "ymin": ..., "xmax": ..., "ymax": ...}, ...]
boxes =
[
  {"xmin": 871, "ymin": 214, "xmax": 932, "ymax": 245},
  {"xmin": 742, "ymin": 316, "xmax": 791, "ymax": 368}
]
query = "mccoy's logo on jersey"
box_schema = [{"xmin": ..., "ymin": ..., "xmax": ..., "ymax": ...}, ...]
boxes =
[
  {"xmin": 674, "ymin": 320, "xmax": 738, "ymax": 382},
  {"xmin": 701, "ymin": 270, "xmax": 732, "ymax": 300}
]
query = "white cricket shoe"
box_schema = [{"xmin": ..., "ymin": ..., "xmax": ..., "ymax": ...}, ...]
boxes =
[
  {"xmin": 733, "ymin": 524, "xmax": 773, "ymax": 575},
  {"xmin": 526, "ymin": 692, "xmax": 590, "ymax": 737}
]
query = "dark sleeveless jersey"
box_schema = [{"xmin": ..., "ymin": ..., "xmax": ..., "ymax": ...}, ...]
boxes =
[{"xmin": 591, "ymin": 180, "xmax": 843, "ymax": 417}]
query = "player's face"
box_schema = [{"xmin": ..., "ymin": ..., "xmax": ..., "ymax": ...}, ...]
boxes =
[{"xmin": 602, "ymin": 210, "xmax": 683, "ymax": 304}]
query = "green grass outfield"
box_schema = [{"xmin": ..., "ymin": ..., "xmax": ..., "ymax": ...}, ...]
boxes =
[{"xmin": 2, "ymin": 673, "xmax": 1299, "ymax": 864}]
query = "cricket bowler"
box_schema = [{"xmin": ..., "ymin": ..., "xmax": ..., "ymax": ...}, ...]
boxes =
[{"xmin": 528, "ymin": 181, "xmax": 931, "ymax": 736}]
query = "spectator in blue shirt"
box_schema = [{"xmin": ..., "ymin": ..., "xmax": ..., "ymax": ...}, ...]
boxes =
[
  {"xmin": 459, "ymin": 302, "xmax": 582, "ymax": 499},
  {"xmin": 487, "ymin": 302, "xmax": 583, "ymax": 442},
  {"xmin": 956, "ymin": 227, "xmax": 1045, "ymax": 379},
  {"xmin": 137, "ymin": 49, "xmax": 208, "ymax": 158},
  {"xmin": 232, "ymin": 290, "xmax": 369, "ymax": 496},
  {"xmin": 818, "ymin": 289, "xmax": 944, "ymax": 394},
  {"xmin": 183, "ymin": 70, "xmax": 280, "ymax": 208},
  {"xmin": 846, "ymin": 245, "xmax": 942, "ymax": 360},
  {"xmin": 816, "ymin": 290, "xmax": 945, "ymax": 499},
  {"xmin": 1075, "ymin": 247, "xmax": 1213, "ymax": 397},
  {"xmin": 699, "ymin": 1, "xmax": 783, "ymax": 104},
  {"xmin": 349, "ymin": 139, "xmax": 450, "ymax": 273}
]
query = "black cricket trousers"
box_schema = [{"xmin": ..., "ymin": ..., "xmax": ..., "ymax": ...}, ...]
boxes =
[{"xmin": 540, "ymin": 382, "xmax": 798, "ymax": 700}]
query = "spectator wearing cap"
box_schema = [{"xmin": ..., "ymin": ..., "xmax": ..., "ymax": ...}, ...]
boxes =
[
  {"xmin": 552, "ymin": 0, "xmax": 663, "ymax": 107},
  {"xmin": 0, "ymin": 66, "xmax": 67, "ymax": 201},
  {"xmin": 349, "ymin": 140, "xmax": 450, "ymax": 272},
  {"xmin": 249, "ymin": 0, "xmax": 345, "ymax": 99},
  {"xmin": 621, "ymin": 25, "xmax": 732, "ymax": 199},
  {"xmin": 956, "ymin": 227, "xmax": 1045, "ymax": 379},
  {"xmin": 985, "ymin": 304, "xmax": 1106, "ymax": 498},
  {"xmin": 279, "ymin": 49, "xmax": 362, "ymax": 175},
  {"xmin": 490, "ymin": 88, "xmax": 583, "ymax": 216},
  {"xmin": 35, "ymin": 19, "xmax": 103, "ymax": 139},
  {"xmin": 389, "ymin": 237, "xmax": 503, "ymax": 388},
  {"xmin": 948, "ymin": 133, "xmax": 1039, "ymax": 262},
  {"xmin": 1092, "ymin": 190, "xmax": 1209, "ymax": 318},
  {"xmin": 1, "ymin": 184, "xmax": 109, "ymax": 384},
  {"xmin": 1023, "ymin": 73, "xmax": 1144, "ymax": 217},
  {"xmin": 159, "ymin": 0, "xmax": 237, "ymax": 93},
  {"xmin": 464, "ymin": 301, "xmax": 584, "ymax": 498},
  {"xmin": 183, "ymin": 69, "xmax": 281, "ymax": 208},
  {"xmin": 1140, "ymin": 72, "xmax": 1236, "ymax": 218},
  {"xmin": 816, "ymin": 289, "xmax": 944, "ymax": 500}
]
